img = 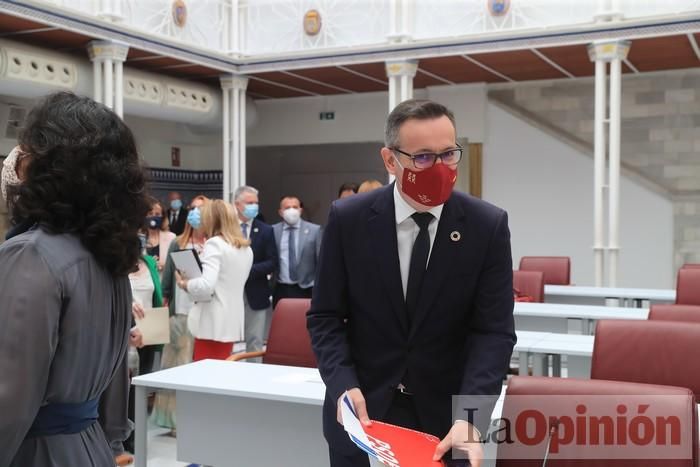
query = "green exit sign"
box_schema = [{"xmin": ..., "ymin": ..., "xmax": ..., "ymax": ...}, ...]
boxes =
[{"xmin": 319, "ymin": 111, "xmax": 335, "ymax": 120}]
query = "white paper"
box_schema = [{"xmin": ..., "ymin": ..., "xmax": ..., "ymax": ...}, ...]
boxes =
[
  {"xmin": 170, "ymin": 249, "xmax": 202, "ymax": 279},
  {"xmin": 341, "ymin": 392, "xmax": 375, "ymax": 458},
  {"xmin": 135, "ymin": 307, "xmax": 170, "ymax": 346}
]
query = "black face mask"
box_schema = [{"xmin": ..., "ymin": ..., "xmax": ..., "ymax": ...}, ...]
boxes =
[{"xmin": 146, "ymin": 216, "xmax": 162, "ymax": 229}]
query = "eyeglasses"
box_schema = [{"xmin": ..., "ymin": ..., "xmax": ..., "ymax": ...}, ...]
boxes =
[{"xmin": 390, "ymin": 145, "xmax": 463, "ymax": 169}]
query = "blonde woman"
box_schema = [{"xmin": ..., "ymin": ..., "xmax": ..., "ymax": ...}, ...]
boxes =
[
  {"xmin": 357, "ymin": 179, "xmax": 383, "ymax": 193},
  {"xmin": 152, "ymin": 195, "xmax": 208, "ymax": 432},
  {"xmin": 177, "ymin": 199, "xmax": 253, "ymax": 361}
]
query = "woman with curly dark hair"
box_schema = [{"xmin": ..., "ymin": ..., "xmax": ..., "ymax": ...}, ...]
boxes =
[{"xmin": 0, "ymin": 92, "xmax": 150, "ymax": 466}]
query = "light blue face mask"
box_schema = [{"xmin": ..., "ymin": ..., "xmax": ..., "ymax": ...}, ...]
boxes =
[
  {"xmin": 242, "ymin": 203, "xmax": 259, "ymax": 220},
  {"xmin": 170, "ymin": 199, "xmax": 183, "ymax": 211},
  {"xmin": 187, "ymin": 207, "xmax": 201, "ymax": 229}
]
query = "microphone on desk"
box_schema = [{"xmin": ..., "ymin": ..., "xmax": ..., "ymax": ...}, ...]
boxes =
[{"xmin": 541, "ymin": 418, "xmax": 559, "ymax": 467}]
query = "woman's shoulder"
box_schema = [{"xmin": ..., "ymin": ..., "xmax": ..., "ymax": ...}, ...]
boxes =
[{"xmin": 1, "ymin": 228, "xmax": 88, "ymax": 276}]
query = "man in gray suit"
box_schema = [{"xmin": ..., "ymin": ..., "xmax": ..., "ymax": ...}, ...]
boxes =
[{"xmin": 273, "ymin": 195, "xmax": 322, "ymax": 307}]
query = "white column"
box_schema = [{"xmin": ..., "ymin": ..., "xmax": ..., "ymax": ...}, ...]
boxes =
[
  {"xmin": 388, "ymin": 0, "xmax": 398, "ymax": 39},
  {"xmin": 92, "ymin": 58, "xmax": 103, "ymax": 104},
  {"xmin": 222, "ymin": 87, "xmax": 231, "ymax": 202},
  {"xmin": 385, "ymin": 60, "xmax": 417, "ymax": 113},
  {"xmin": 592, "ymin": 60, "xmax": 607, "ymax": 287},
  {"xmin": 608, "ymin": 57, "xmax": 623, "ymax": 287},
  {"xmin": 104, "ymin": 58, "xmax": 114, "ymax": 109},
  {"xmin": 385, "ymin": 60, "xmax": 417, "ymax": 183},
  {"xmin": 87, "ymin": 41, "xmax": 128, "ymax": 115},
  {"xmin": 387, "ymin": 0, "xmax": 412, "ymax": 43},
  {"xmin": 587, "ymin": 40, "xmax": 630, "ymax": 287},
  {"xmin": 221, "ymin": 75, "xmax": 249, "ymax": 202},
  {"xmin": 114, "ymin": 60, "xmax": 124, "ymax": 118},
  {"xmin": 230, "ymin": 0, "xmax": 240, "ymax": 54}
]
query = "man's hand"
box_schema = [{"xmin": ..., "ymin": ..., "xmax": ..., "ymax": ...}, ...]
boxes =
[
  {"xmin": 433, "ymin": 421, "xmax": 483, "ymax": 467},
  {"xmin": 336, "ymin": 387, "xmax": 372, "ymax": 427}
]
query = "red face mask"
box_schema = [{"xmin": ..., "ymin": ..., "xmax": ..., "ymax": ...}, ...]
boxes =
[{"xmin": 396, "ymin": 157, "xmax": 458, "ymax": 206}]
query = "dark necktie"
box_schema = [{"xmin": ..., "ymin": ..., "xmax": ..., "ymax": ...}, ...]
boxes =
[
  {"xmin": 288, "ymin": 227, "xmax": 298, "ymax": 282},
  {"xmin": 405, "ymin": 212, "xmax": 433, "ymax": 324},
  {"xmin": 241, "ymin": 223, "xmax": 248, "ymax": 239}
]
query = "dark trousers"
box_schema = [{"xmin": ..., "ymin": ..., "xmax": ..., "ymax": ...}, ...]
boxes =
[
  {"xmin": 328, "ymin": 393, "xmax": 470, "ymax": 467},
  {"xmin": 273, "ymin": 283, "xmax": 313, "ymax": 308}
]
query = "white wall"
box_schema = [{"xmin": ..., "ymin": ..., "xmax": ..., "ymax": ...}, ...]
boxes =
[
  {"xmin": 484, "ymin": 102, "xmax": 674, "ymax": 288},
  {"xmin": 124, "ymin": 115, "xmax": 222, "ymax": 170},
  {"xmin": 248, "ymin": 83, "xmax": 487, "ymax": 147},
  {"xmin": 0, "ymin": 99, "xmax": 223, "ymax": 170}
]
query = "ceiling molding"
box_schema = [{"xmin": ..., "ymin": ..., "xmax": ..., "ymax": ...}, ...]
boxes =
[
  {"xmin": 531, "ymin": 48, "xmax": 575, "ymax": 78},
  {"xmin": 336, "ymin": 65, "xmax": 388, "ymax": 85},
  {"xmin": 248, "ymin": 76, "xmax": 320, "ymax": 97},
  {"xmin": 280, "ymin": 70, "xmax": 355, "ymax": 94},
  {"xmin": 461, "ymin": 55, "xmax": 515, "ymax": 82},
  {"xmin": 417, "ymin": 67, "xmax": 455, "ymax": 85},
  {"xmin": 0, "ymin": 26, "xmax": 58, "ymax": 37}
]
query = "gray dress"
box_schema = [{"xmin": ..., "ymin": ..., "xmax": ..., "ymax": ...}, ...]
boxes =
[{"xmin": 0, "ymin": 227, "xmax": 131, "ymax": 466}]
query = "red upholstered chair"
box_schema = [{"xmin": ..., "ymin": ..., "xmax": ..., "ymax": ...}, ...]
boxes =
[
  {"xmin": 227, "ymin": 298, "xmax": 317, "ymax": 368},
  {"xmin": 519, "ymin": 256, "xmax": 571, "ymax": 285},
  {"xmin": 648, "ymin": 304, "xmax": 700, "ymax": 323},
  {"xmin": 591, "ymin": 320, "xmax": 700, "ymax": 399},
  {"xmin": 681, "ymin": 263, "xmax": 700, "ymax": 269},
  {"xmin": 676, "ymin": 268, "xmax": 700, "ymax": 305},
  {"xmin": 496, "ymin": 376, "xmax": 698, "ymax": 466},
  {"xmin": 513, "ymin": 270, "xmax": 545, "ymax": 302}
]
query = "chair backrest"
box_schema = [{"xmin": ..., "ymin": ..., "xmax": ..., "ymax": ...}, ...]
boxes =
[
  {"xmin": 513, "ymin": 270, "xmax": 545, "ymax": 302},
  {"xmin": 519, "ymin": 256, "xmax": 571, "ymax": 285},
  {"xmin": 676, "ymin": 268, "xmax": 700, "ymax": 305},
  {"xmin": 648, "ymin": 304, "xmax": 700, "ymax": 323},
  {"xmin": 263, "ymin": 298, "xmax": 317, "ymax": 368},
  {"xmin": 681, "ymin": 263, "xmax": 700, "ymax": 269},
  {"xmin": 591, "ymin": 319, "xmax": 700, "ymax": 399},
  {"xmin": 497, "ymin": 376, "xmax": 697, "ymax": 467}
]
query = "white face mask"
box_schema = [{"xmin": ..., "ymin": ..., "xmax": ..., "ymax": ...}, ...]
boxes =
[
  {"xmin": 1, "ymin": 146, "xmax": 22, "ymax": 203},
  {"xmin": 282, "ymin": 207, "xmax": 301, "ymax": 225}
]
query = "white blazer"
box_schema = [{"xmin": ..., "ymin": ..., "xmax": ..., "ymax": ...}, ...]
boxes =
[{"xmin": 186, "ymin": 236, "xmax": 253, "ymax": 342}]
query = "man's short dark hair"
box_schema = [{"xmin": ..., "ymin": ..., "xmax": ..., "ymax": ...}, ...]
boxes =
[
  {"xmin": 384, "ymin": 99, "xmax": 456, "ymax": 148},
  {"xmin": 337, "ymin": 182, "xmax": 358, "ymax": 197}
]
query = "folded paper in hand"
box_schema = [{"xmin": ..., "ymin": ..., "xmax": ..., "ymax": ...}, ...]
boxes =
[
  {"xmin": 135, "ymin": 307, "xmax": 170, "ymax": 346},
  {"xmin": 341, "ymin": 392, "xmax": 444, "ymax": 467},
  {"xmin": 170, "ymin": 249, "xmax": 202, "ymax": 279}
]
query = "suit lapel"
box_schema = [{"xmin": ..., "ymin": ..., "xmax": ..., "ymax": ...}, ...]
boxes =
[
  {"xmin": 368, "ymin": 185, "xmax": 409, "ymax": 335},
  {"xmin": 409, "ymin": 196, "xmax": 465, "ymax": 339},
  {"xmin": 273, "ymin": 222, "xmax": 282, "ymax": 250}
]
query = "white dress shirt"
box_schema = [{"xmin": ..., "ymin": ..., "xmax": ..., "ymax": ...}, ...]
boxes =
[
  {"xmin": 278, "ymin": 222, "xmax": 301, "ymax": 284},
  {"xmin": 393, "ymin": 183, "xmax": 444, "ymax": 299}
]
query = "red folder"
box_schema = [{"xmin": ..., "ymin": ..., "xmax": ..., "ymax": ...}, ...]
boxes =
[{"xmin": 362, "ymin": 420, "xmax": 445, "ymax": 467}]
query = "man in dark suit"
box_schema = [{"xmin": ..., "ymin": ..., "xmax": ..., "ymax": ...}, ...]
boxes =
[
  {"xmin": 272, "ymin": 196, "xmax": 322, "ymax": 307},
  {"xmin": 166, "ymin": 191, "xmax": 188, "ymax": 236},
  {"xmin": 307, "ymin": 99, "xmax": 516, "ymax": 467},
  {"xmin": 234, "ymin": 186, "xmax": 278, "ymax": 362}
]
